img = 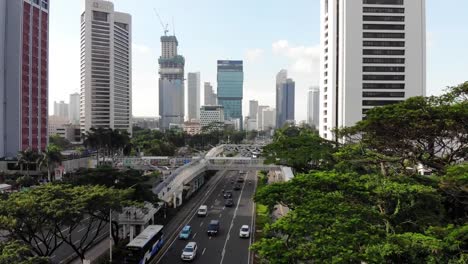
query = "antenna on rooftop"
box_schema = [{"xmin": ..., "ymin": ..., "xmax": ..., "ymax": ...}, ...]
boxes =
[{"xmin": 153, "ymin": 8, "xmax": 169, "ymax": 36}]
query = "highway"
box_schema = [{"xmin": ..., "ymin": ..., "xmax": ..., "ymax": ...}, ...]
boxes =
[{"xmin": 158, "ymin": 170, "xmax": 257, "ymax": 264}]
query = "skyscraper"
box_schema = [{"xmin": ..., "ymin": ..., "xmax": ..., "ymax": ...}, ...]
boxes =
[
  {"xmin": 187, "ymin": 72, "xmax": 200, "ymax": 121},
  {"xmin": 261, "ymin": 107, "xmax": 276, "ymax": 131},
  {"xmin": 320, "ymin": 0, "xmax": 426, "ymax": 140},
  {"xmin": 0, "ymin": 0, "xmax": 49, "ymax": 157},
  {"xmin": 276, "ymin": 75, "xmax": 295, "ymax": 129},
  {"xmin": 69, "ymin": 93, "xmax": 80, "ymax": 125},
  {"xmin": 54, "ymin": 101, "xmax": 69, "ymax": 120},
  {"xmin": 217, "ymin": 60, "xmax": 243, "ymax": 129},
  {"xmin": 249, "ymin": 100, "xmax": 259, "ymax": 119},
  {"xmin": 307, "ymin": 87, "xmax": 320, "ymax": 129},
  {"xmin": 80, "ymin": 0, "xmax": 132, "ymax": 133},
  {"xmin": 256, "ymin": 105, "xmax": 268, "ymax": 131},
  {"xmin": 204, "ymin": 82, "xmax": 217, "ymax": 106},
  {"xmin": 159, "ymin": 35, "xmax": 185, "ymax": 130}
]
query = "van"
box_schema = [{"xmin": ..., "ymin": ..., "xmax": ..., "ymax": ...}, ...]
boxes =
[
  {"xmin": 197, "ymin": 205, "xmax": 208, "ymax": 217},
  {"xmin": 207, "ymin": 220, "xmax": 220, "ymax": 236}
]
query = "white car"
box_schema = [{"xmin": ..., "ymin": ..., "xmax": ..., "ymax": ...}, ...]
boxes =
[
  {"xmin": 181, "ymin": 242, "xmax": 198, "ymax": 261},
  {"xmin": 197, "ymin": 205, "xmax": 208, "ymax": 217},
  {"xmin": 239, "ymin": 225, "xmax": 250, "ymax": 238}
]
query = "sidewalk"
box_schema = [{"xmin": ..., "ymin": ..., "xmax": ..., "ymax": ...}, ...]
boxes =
[{"xmin": 70, "ymin": 238, "xmax": 110, "ymax": 264}]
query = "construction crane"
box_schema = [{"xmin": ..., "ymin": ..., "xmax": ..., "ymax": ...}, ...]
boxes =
[{"xmin": 153, "ymin": 8, "xmax": 169, "ymax": 36}]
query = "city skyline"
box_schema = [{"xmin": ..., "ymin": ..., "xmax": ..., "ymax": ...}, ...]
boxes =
[{"xmin": 49, "ymin": 0, "xmax": 468, "ymax": 122}]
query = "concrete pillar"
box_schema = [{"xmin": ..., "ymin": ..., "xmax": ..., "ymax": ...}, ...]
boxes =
[
  {"xmin": 173, "ymin": 193, "xmax": 177, "ymax": 209},
  {"xmin": 177, "ymin": 192, "xmax": 183, "ymax": 206},
  {"xmin": 123, "ymin": 225, "xmax": 126, "ymax": 238},
  {"xmin": 152, "ymin": 214, "xmax": 155, "ymax": 224},
  {"xmin": 130, "ymin": 225, "xmax": 135, "ymax": 241}
]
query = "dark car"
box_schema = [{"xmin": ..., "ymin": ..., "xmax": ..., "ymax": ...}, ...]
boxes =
[
  {"xmin": 223, "ymin": 191, "xmax": 233, "ymax": 199},
  {"xmin": 225, "ymin": 198, "xmax": 234, "ymax": 207},
  {"xmin": 237, "ymin": 177, "xmax": 244, "ymax": 183},
  {"xmin": 207, "ymin": 220, "xmax": 220, "ymax": 236},
  {"xmin": 233, "ymin": 184, "xmax": 241, "ymax": 191}
]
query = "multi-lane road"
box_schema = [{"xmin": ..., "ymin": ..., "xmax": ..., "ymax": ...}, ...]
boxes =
[{"xmin": 158, "ymin": 170, "xmax": 257, "ymax": 264}]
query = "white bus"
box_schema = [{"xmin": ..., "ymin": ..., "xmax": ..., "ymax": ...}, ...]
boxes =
[{"xmin": 125, "ymin": 225, "xmax": 164, "ymax": 264}]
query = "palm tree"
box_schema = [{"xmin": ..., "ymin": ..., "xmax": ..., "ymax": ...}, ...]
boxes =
[
  {"xmin": 38, "ymin": 145, "xmax": 63, "ymax": 182},
  {"xmin": 17, "ymin": 148, "xmax": 41, "ymax": 177}
]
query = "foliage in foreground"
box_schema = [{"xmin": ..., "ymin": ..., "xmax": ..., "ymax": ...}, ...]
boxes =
[{"xmin": 252, "ymin": 83, "xmax": 468, "ymax": 264}]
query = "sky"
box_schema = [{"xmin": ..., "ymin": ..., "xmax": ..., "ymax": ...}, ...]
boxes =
[{"xmin": 49, "ymin": 0, "xmax": 468, "ymax": 122}]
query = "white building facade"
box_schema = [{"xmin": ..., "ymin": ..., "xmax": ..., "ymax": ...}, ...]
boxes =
[
  {"xmin": 200, "ymin": 105, "xmax": 224, "ymax": 128},
  {"xmin": 187, "ymin": 72, "xmax": 200, "ymax": 121},
  {"xmin": 80, "ymin": 0, "xmax": 132, "ymax": 134},
  {"xmin": 69, "ymin": 93, "xmax": 80, "ymax": 125},
  {"xmin": 320, "ymin": 0, "xmax": 426, "ymax": 140},
  {"xmin": 307, "ymin": 87, "xmax": 320, "ymax": 129}
]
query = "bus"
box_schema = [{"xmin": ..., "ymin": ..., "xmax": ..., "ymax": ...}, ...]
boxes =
[{"xmin": 125, "ymin": 225, "xmax": 165, "ymax": 264}]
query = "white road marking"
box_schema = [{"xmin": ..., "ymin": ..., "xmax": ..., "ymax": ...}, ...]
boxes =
[
  {"xmin": 200, "ymin": 222, "xmax": 203, "ymax": 227},
  {"xmin": 202, "ymin": 248, "xmax": 206, "ymax": 255},
  {"xmin": 219, "ymin": 213, "xmax": 222, "ymax": 218},
  {"xmin": 209, "ymin": 236, "xmax": 212, "ymax": 240},
  {"xmin": 193, "ymin": 232, "xmax": 197, "ymax": 239},
  {"xmin": 77, "ymin": 227, "xmax": 87, "ymax": 233}
]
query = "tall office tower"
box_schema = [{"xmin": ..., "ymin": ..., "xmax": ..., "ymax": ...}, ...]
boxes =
[
  {"xmin": 54, "ymin": 101, "xmax": 69, "ymax": 120},
  {"xmin": 249, "ymin": 100, "xmax": 258, "ymax": 119},
  {"xmin": 320, "ymin": 0, "xmax": 426, "ymax": 140},
  {"xmin": 159, "ymin": 35, "xmax": 185, "ymax": 130},
  {"xmin": 307, "ymin": 87, "xmax": 320, "ymax": 129},
  {"xmin": 187, "ymin": 72, "xmax": 200, "ymax": 121},
  {"xmin": 204, "ymin": 82, "xmax": 217, "ymax": 106},
  {"xmin": 69, "ymin": 93, "xmax": 80, "ymax": 125},
  {"xmin": 80, "ymin": 0, "xmax": 132, "ymax": 134},
  {"xmin": 256, "ymin": 105, "xmax": 268, "ymax": 131},
  {"xmin": 276, "ymin": 77, "xmax": 296, "ymax": 128},
  {"xmin": 217, "ymin": 60, "xmax": 244, "ymax": 129},
  {"xmin": 0, "ymin": 0, "xmax": 49, "ymax": 157},
  {"xmin": 261, "ymin": 107, "xmax": 276, "ymax": 131}
]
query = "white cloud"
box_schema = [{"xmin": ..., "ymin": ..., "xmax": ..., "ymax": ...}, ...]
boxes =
[
  {"xmin": 244, "ymin": 48, "xmax": 264, "ymax": 62},
  {"xmin": 272, "ymin": 40, "xmax": 320, "ymax": 74}
]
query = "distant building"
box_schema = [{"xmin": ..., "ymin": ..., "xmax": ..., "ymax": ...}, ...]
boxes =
[
  {"xmin": 204, "ymin": 82, "xmax": 217, "ymax": 106},
  {"xmin": 249, "ymin": 100, "xmax": 259, "ymax": 119},
  {"xmin": 276, "ymin": 71, "xmax": 295, "ymax": 128},
  {"xmin": 217, "ymin": 60, "xmax": 243, "ymax": 129},
  {"xmin": 183, "ymin": 121, "xmax": 201, "ymax": 135},
  {"xmin": 261, "ymin": 107, "xmax": 276, "ymax": 131},
  {"xmin": 132, "ymin": 117, "xmax": 159, "ymax": 130},
  {"xmin": 159, "ymin": 35, "xmax": 185, "ymax": 130},
  {"xmin": 48, "ymin": 116, "xmax": 81, "ymax": 143},
  {"xmin": 69, "ymin": 93, "xmax": 80, "ymax": 125},
  {"xmin": 256, "ymin": 105, "xmax": 268, "ymax": 131},
  {"xmin": 54, "ymin": 101, "xmax": 69, "ymax": 120},
  {"xmin": 246, "ymin": 118, "xmax": 257, "ymax": 132},
  {"xmin": 307, "ymin": 87, "xmax": 320, "ymax": 129},
  {"xmin": 0, "ymin": 0, "xmax": 50, "ymax": 157},
  {"xmin": 320, "ymin": 0, "xmax": 426, "ymax": 140},
  {"xmin": 80, "ymin": 0, "xmax": 132, "ymax": 134},
  {"xmin": 187, "ymin": 72, "xmax": 201, "ymax": 121},
  {"xmin": 200, "ymin": 105, "xmax": 225, "ymax": 128}
]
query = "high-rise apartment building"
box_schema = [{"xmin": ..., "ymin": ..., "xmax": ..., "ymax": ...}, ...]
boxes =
[
  {"xmin": 54, "ymin": 101, "xmax": 69, "ymax": 120},
  {"xmin": 249, "ymin": 100, "xmax": 259, "ymax": 119},
  {"xmin": 307, "ymin": 87, "xmax": 320, "ymax": 129},
  {"xmin": 276, "ymin": 77, "xmax": 295, "ymax": 128},
  {"xmin": 261, "ymin": 107, "xmax": 276, "ymax": 131},
  {"xmin": 320, "ymin": 0, "xmax": 426, "ymax": 140},
  {"xmin": 204, "ymin": 82, "xmax": 217, "ymax": 106},
  {"xmin": 217, "ymin": 60, "xmax": 243, "ymax": 129},
  {"xmin": 256, "ymin": 105, "xmax": 268, "ymax": 131},
  {"xmin": 159, "ymin": 35, "xmax": 185, "ymax": 130},
  {"xmin": 187, "ymin": 72, "xmax": 200, "ymax": 121},
  {"xmin": 80, "ymin": 0, "xmax": 132, "ymax": 133},
  {"xmin": 0, "ymin": 0, "xmax": 49, "ymax": 157},
  {"xmin": 69, "ymin": 93, "xmax": 80, "ymax": 125}
]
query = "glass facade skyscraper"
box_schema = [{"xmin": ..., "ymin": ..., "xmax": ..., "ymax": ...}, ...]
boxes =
[{"xmin": 217, "ymin": 60, "xmax": 243, "ymax": 129}]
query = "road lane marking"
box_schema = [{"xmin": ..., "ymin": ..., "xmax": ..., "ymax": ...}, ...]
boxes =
[
  {"xmin": 202, "ymin": 248, "xmax": 206, "ymax": 255},
  {"xmin": 193, "ymin": 232, "xmax": 197, "ymax": 239},
  {"xmin": 200, "ymin": 222, "xmax": 203, "ymax": 227},
  {"xmin": 219, "ymin": 213, "xmax": 222, "ymax": 218},
  {"xmin": 220, "ymin": 175, "xmax": 247, "ymax": 264},
  {"xmin": 209, "ymin": 236, "xmax": 212, "ymax": 240}
]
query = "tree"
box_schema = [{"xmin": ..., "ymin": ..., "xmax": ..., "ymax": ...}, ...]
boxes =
[
  {"xmin": 0, "ymin": 241, "xmax": 49, "ymax": 264},
  {"xmin": 0, "ymin": 184, "xmax": 133, "ymax": 260},
  {"xmin": 16, "ymin": 148, "xmax": 41, "ymax": 177},
  {"xmin": 83, "ymin": 128, "xmax": 130, "ymax": 165},
  {"xmin": 38, "ymin": 145, "xmax": 63, "ymax": 182},
  {"xmin": 338, "ymin": 83, "xmax": 468, "ymax": 174},
  {"xmin": 262, "ymin": 126, "xmax": 336, "ymax": 172},
  {"xmin": 49, "ymin": 134, "xmax": 71, "ymax": 150}
]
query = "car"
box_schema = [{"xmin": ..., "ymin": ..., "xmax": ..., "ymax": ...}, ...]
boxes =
[
  {"xmin": 197, "ymin": 205, "xmax": 208, "ymax": 217},
  {"xmin": 239, "ymin": 225, "xmax": 250, "ymax": 238},
  {"xmin": 223, "ymin": 191, "xmax": 233, "ymax": 199},
  {"xmin": 225, "ymin": 198, "xmax": 234, "ymax": 207},
  {"xmin": 233, "ymin": 184, "xmax": 241, "ymax": 191},
  {"xmin": 237, "ymin": 177, "xmax": 244, "ymax": 183},
  {"xmin": 181, "ymin": 242, "xmax": 198, "ymax": 261},
  {"xmin": 179, "ymin": 225, "xmax": 192, "ymax": 240},
  {"xmin": 207, "ymin": 220, "xmax": 220, "ymax": 236}
]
